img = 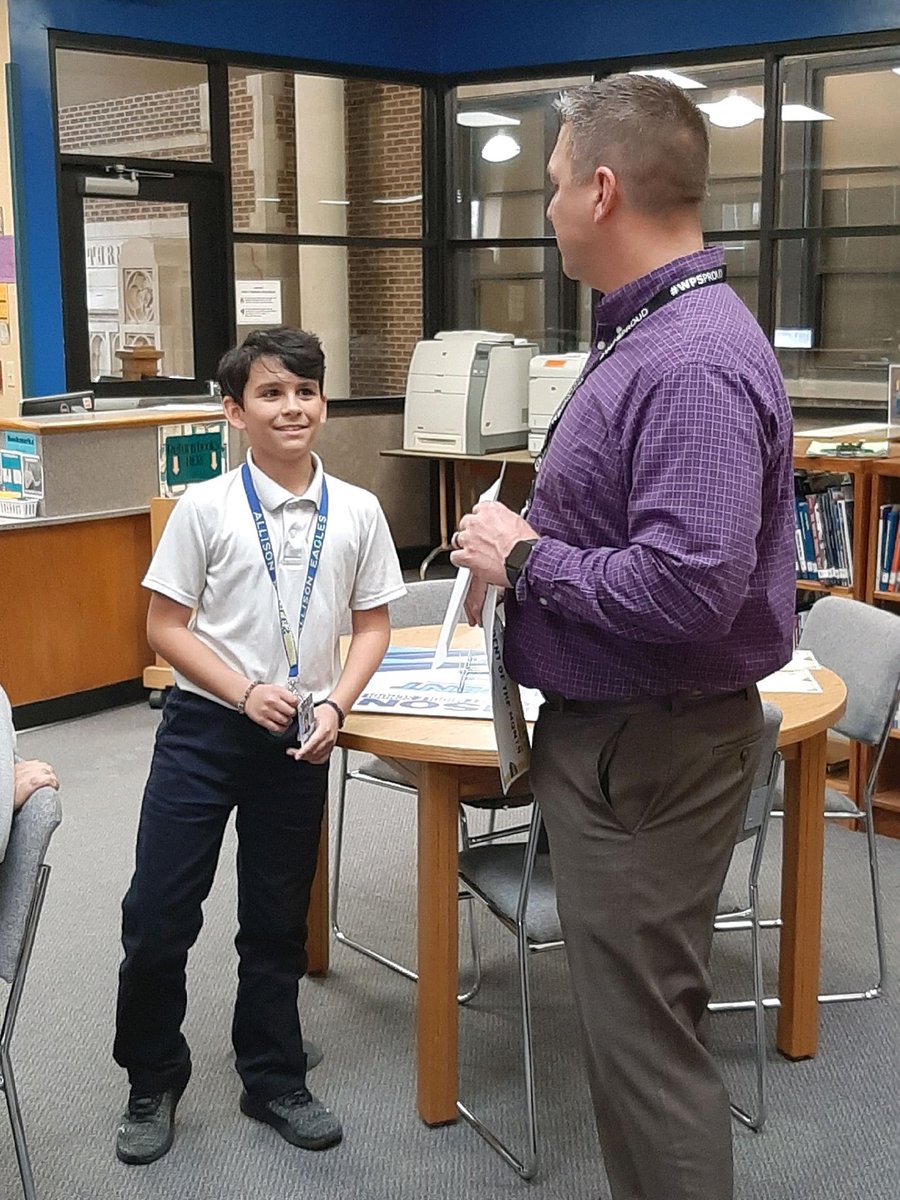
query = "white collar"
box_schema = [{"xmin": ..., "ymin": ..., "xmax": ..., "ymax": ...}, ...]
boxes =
[{"xmin": 245, "ymin": 450, "xmax": 325, "ymax": 512}]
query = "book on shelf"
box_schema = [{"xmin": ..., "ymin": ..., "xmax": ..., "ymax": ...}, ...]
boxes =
[
  {"xmin": 876, "ymin": 503, "xmax": 900, "ymax": 592},
  {"xmin": 793, "ymin": 470, "xmax": 854, "ymax": 587}
]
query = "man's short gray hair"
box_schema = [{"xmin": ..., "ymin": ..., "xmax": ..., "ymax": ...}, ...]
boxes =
[{"xmin": 554, "ymin": 74, "xmax": 709, "ymax": 216}]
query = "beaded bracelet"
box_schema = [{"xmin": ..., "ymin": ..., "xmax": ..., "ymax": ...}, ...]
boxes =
[
  {"xmin": 236, "ymin": 679, "xmax": 262, "ymax": 715},
  {"xmin": 315, "ymin": 698, "xmax": 345, "ymax": 728}
]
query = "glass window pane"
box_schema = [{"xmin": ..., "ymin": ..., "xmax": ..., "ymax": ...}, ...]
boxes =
[
  {"xmin": 56, "ymin": 50, "xmax": 210, "ymax": 161},
  {"xmin": 84, "ymin": 199, "xmax": 193, "ymax": 382},
  {"xmin": 629, "ymin": 62, "xmax": 764, "ymax": 231},
  {"xmin": 233, "ymin": 243, "xmax": 421, "ymax": 398},
  {"xmin": 229, "ymin": 70, "xmax": 422, "ymax": 237},
  {"xmin": 450, "ymin": 76, "xmax": 591, "ymax": 240},
  {"xmin": 774, "ymin": 235, "xmax": 900, "ymax": 410},
  {"xmin": 780, "ymin": 51, "xmax": 900, "ymax": 228},
  {"xmin": 716, "ymin": 237, "xmax": 760, "ymax": 318},
  {"xmin": 452, "ymin": 245, "xmax": 570, "ymax": 349}
]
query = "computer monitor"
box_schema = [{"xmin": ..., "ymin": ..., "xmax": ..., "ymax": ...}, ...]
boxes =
[{"xmin": 19, "ymin": 390, "xmax": 94, "ymax": 416}]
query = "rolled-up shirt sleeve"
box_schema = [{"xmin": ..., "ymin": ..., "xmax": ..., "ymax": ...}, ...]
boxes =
[{"xmin": 520, "ymin": 362, "xmax": 764, "ymax": 644}]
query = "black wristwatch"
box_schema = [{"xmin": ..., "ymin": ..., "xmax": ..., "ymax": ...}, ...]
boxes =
[{"xmin": 504, "ymin": 538, "xmax": 538, "ymax": 589}]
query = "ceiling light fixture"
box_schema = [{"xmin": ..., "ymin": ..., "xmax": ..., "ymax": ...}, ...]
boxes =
[
  {"xmin": 697, "ymin": 93, "xmax": 765, "ymax": 128},
  {"xmin": 456, "ymin": 111, "xmax": 521, "ymax": 128},
  {"xmin": 318, "ymin": 199, "xmax": 350, "ymax": 205},
  {"xmin": 781, "ymin": 104, "xmax": 833, "ymax": 122},
  {"xmin": 629, "ymin": 68, "xmax": 706, "ymax": 89},
  {"xmin": 481, "ymin": 132, "xmax": 521, "ymax": 163}
]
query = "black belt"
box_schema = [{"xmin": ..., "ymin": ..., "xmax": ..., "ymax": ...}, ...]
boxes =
[{"xmin": 543, "ymin": 687, "xmax": 749, "ymax": 717}]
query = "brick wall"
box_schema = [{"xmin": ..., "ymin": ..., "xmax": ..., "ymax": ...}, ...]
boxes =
[
  {"xmin": 59, "ymin": 86, "xmax": 208, "ymax": 162},
  {"xmin": 346, "ymin": 81, "xmax": 422, "ymax": 395}
]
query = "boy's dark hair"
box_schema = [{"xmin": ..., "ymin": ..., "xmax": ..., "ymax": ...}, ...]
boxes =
[{"xmin": 216, "ymin": 327, "xmax": 326, "ymax": 405}]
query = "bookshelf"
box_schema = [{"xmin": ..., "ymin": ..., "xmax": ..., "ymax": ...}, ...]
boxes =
[{"xmin": 793, "ymin": 443, "xmax": 900, "ymax": 837}]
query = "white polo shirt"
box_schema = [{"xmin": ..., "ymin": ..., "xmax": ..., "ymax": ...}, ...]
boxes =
[{"xmin": 143, "ymin": 451, "xmax": 407, "ymax": 707}]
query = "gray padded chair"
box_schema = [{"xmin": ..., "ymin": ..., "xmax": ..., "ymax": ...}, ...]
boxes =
[
  {"xmin": 457, "ymin": 702, "xmax": 783, "ymax": 1176},
  {"xmin": 776, "ymin": 595, "xmax": 899, "ymax": 1003},
  {"xmin": 709, "ymin": 702, "xmax": 783, "ymax": 1133},
  {"xmin": 331, "ymin": 578, "xmax": 532, "ymax": 999},
  {"xmin": 0, "ymin": 786, "xmax": 63, "ymax": 1199}
]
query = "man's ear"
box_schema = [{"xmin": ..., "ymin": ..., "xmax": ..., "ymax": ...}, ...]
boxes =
[
  {"xmin": 320, "ymin": 392, "xmax": 327, "ymax": 426},
  {"xmin": 593, "ymin": 165, "xmax": 618, "ymax": 224},
  {"xmin": 222, "ymin": 395, "xmax": 246, "ymax": 430}
]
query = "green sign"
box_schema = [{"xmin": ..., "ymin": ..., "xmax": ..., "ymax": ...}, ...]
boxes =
[{"xmin": 165, "ymin": 432, "xmax": 225, "ymax": 486}]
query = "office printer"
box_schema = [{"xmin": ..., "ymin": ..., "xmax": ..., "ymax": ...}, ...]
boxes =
[
  {"xmin": 403, "ymin": 330, "xmax": 537, "ymax": 455},
  {"xmin": 527, "ymin": 351, "xmax": 588, "ymax": 457}
]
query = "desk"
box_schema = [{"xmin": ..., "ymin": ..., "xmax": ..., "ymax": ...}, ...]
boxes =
[
  {"xmin": 331, "ymin": 625, "xmax": 846, "ymax": 1126},
  {"xmin": 383, "ymin": 447, "xmax": 534, "ymax": 578}
]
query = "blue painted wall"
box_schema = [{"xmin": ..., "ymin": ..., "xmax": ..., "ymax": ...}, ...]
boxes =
[
  {"xmin": 7, "ymin": 0, "xmax": 900, "ymax": 393},
  {"xmin": 431, "ymin": 1, "xmax": 900, "ymax": 73}
]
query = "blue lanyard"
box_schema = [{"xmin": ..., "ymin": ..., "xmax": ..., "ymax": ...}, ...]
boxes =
[{"xmin": 241, "ymin": 462, "xmax": 329, "ymax": 687}]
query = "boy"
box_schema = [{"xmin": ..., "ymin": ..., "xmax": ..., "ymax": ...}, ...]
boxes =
[{"xmin": 114, "ymin": 327, "xmax": 405, "ymax": 1165}]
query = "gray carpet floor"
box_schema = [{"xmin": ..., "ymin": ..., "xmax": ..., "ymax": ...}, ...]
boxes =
[{"xmin": 5, "ymin": 701, "xmax": 899, "ymax": 1199}]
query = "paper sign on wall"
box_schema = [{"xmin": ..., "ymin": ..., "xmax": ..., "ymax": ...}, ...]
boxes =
[{"xmin": 235, "ymin": 279, "xmax": 282, "ymax": 325}]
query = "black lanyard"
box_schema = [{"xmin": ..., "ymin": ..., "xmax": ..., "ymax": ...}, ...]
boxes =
[{"xmin": 525, "ymin": 263, "xmax": 727, "ymax": 515}]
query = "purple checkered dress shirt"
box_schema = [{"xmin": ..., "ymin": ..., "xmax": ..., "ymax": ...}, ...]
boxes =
[{"xmin": 505, "ymin": 247, "xmax": 795, "ymax": 701}]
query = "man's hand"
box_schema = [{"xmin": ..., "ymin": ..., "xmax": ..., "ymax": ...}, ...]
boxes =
[
  {"xmin": 464, "ymin": 576, "xmax": 489, "ymax": 627},
  {"xmin": 450, "ymin": 501, "xmax": 538, "ymax": 588},
  {"xmin": 286, "ymin": 703, "xmax": 339, "ymax": 765},
  {"xmin": 14, "ymin": 760, "xmax": 59, "ymax": 810},
  {"xmin": 242, "ymin": 683, "xmax": 299, "ymax": 733}
]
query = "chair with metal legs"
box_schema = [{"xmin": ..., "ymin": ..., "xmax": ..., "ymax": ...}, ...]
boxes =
[
  {"xmin": 775, "ymin": 596, "xmax": 900, "ymax": 1003},
  {"xmin": 709, "ymin": 702, "xmax": 783, "ymax": 1133},
  {"xmin": 455, "ymin": 802, "xmax": 561, "ymax": 1179},
  {"xmin": 330, "ymin": 578, "xmax": 532, "ymax": 1002},
  {"xmin": 0, "ymin": 785, "xmax": 63, "ymax": 1199}
]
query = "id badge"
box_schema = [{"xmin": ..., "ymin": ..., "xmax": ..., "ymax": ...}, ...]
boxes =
[{"xmin": 296, "ymin": 692, "xmax": 316, "ymax": 746}]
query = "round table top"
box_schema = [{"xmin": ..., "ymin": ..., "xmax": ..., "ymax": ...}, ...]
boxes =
[{"xmin": 339, "ymin": 625, "xmax": 846, "ymax": 768}]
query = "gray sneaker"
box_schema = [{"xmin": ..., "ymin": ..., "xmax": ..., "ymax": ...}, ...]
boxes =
[
  {"xmin": 240, "ymin": 1087, "xmax": 342, "ymax": 1150},
  {"xmin": 115, "ymin": 1088, "xmax": 183, "ymax": 1165}
]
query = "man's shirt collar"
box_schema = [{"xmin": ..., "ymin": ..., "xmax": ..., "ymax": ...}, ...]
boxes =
[{"xmin": 592, "ymin": 246, "xmax": 726, "ymax": 333}]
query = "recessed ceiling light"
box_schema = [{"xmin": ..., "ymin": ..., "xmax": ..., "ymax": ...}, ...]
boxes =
[
  {"xmin": 630, "ymin": 68, "xmax": 706, "ymax": 90},
  {"xmin": 456, "ymin": 111, "xmax": 521, "ymax": 128}
]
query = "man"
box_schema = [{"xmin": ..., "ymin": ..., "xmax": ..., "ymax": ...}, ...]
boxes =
[{"xmin": 451, "ymin": 75, "xmax": 794, "ymax": 1200}]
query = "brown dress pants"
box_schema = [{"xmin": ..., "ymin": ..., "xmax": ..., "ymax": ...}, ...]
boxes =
[{"xmin": 531, "ymin": 686, "xmax": 764, "ymax": 1200}]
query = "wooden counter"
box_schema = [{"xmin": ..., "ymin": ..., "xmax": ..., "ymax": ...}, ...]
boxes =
[{"xmin": 0, "ymin": 405, "xmax": 236, "ymax": 710}]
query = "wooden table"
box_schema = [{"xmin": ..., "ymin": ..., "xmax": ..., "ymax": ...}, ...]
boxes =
[
  {"xmin": 382, "ymin": 447, "xmax": 534, "ymax": 579},
  {"xmin": 309, "ymin": 626, "xmax": 847, "ymax": 1127}
]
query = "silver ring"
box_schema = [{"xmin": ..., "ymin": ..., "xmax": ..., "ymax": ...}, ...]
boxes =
[{"xmin": 451, "ymin": 530, "xmax": 461, "ymax": 550}]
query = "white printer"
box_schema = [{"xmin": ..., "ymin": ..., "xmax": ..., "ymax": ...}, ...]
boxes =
[
  {"xmin": 403, "ymin": 330, "xmax": 537, "ymax": 455},
  {"xmin": 527, "ymin": 351, "xmax": 588, "ymax": 457}
]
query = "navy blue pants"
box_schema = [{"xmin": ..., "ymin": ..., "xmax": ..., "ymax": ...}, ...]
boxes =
[{"xmin": 114, "ymin": 688, "xmax": 328, "ymax": 1101}]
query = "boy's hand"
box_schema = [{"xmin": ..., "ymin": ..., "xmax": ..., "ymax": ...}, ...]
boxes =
[
  {"xmin": 243, "ymin": 683, "xmax": 298, "ymax": 732},
  {"xmin": 286, "ymin": 703, "xmax": 339, "ymax": 764}
]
